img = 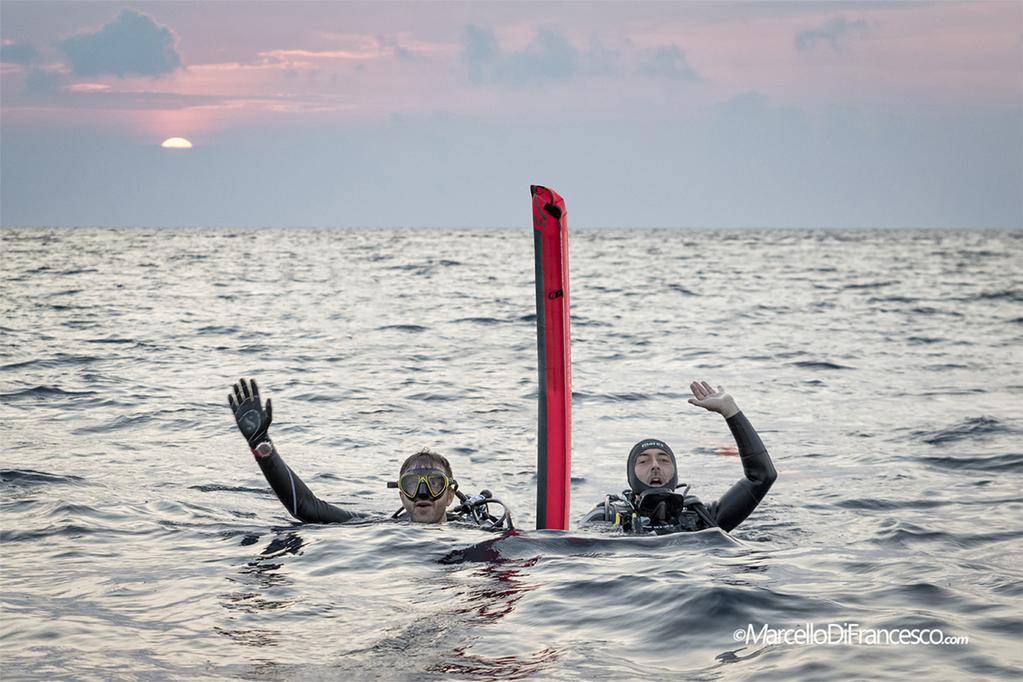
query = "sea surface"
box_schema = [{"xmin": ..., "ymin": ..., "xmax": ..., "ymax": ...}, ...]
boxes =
[{"xmin": 1, "ymin": 227, "xmax": 1021, "ymax": 681}]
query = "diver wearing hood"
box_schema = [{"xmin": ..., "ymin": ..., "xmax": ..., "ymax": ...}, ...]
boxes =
[{"xmin": 582, "ymin": 381, "xmax": 777, "ymax": 534}]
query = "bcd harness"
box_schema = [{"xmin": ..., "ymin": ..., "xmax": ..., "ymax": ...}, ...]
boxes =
[{"xmin": 592, "ymin": 485, "xmax": 716, "ymax": 534}]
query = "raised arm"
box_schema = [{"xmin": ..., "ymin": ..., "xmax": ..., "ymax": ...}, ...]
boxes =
[
  {"xmin": 229, "ymin": 378, "xmax": 357, "ymax": 524},
  {"xmin": 687, "ymin": 381, "xmax": 777, "ymax": 533}
]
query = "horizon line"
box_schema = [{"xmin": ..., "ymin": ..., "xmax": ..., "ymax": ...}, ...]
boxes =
[{"xmin": 2, "ymin": 224, "xmax": 1021, "ymax": 232}]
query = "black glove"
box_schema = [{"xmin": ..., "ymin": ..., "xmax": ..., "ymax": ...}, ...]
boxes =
[{"xmin": 229, "ymin": 378, "xmax": 273, "ymax": 447}]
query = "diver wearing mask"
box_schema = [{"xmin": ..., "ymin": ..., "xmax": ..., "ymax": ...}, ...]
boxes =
[
  {"xmin": 582, "ymin": 381, "xmax": 777, "ymax": 534},
  {"xmin": 228, "ymin": 378, "xmax": 512, "ymax": 530}
]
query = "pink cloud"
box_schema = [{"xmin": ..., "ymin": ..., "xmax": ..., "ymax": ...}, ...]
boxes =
[{"xmin": 1, "ymin": 1, "xmax": 1017, "ymax": 142}]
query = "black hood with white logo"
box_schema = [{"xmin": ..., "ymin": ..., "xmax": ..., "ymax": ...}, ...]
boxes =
[{"xmin": 627, "ymin": 438, "xmax": 678, "ymax": 494}]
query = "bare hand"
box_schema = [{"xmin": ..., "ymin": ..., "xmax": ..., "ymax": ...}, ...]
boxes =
[{"xmin": 687, "ymin": 381, "xmax": 739, "ymax": 418}]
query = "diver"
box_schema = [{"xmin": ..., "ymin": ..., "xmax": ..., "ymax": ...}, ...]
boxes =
[
  {"xmin": 228, "ymin": 378, "xmax": 512, "ymax": 530},
  {"xmin": 582, "ymin": 381, "xmax": 777, "ymax": 534}
]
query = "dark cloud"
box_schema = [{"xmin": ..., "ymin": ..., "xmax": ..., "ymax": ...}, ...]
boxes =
[
  {"xmin": 509, "ymin": 28, "xmax": 579, "ymax": 81},
  {"xmin": 794, "ymin": 16, "xmax": 870, "ymax": 52},
  {"xmin": 59, "ymin": 9, "xmax": 182, "ymax": 78},
  {"xmin": 1, "ymin": 41, "xmax": 40, "ymax": 65},
  {"xmin": 24, "ymin": 68, "xmax": 63, "ymax": 95},
  {"xmin": 461, "ymin": 24, "xmax": 614, "ymax": 85},
  {"xmin": 462, "ymin": 24, "xmax": 501, "ymax": 81},
  {"xmin": 637, "ymin": 45, "xmax": 698, "ymax": 81}
]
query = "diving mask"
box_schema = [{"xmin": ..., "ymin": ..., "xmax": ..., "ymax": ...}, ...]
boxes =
[{"xmin": 387, "ymin": 469, "xmax": 456, "ymax": 500}]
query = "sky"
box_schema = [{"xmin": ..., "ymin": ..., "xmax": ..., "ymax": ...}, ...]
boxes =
[{"xmin": 1, "ymin": 1, "xmax": 1020, "ymax": 229}]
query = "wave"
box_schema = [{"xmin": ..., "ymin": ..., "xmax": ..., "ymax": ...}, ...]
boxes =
[
  {"xmin": 197, "ymin": 325, "xmax": 242, "ymax": 335},
  {"xmin": 870, "ymin": 521, "xmax": 1020, "ymax": 549},
  {"xmin": 440, "ymin": 528, "xmax": 739, "ymax": 564},
  {"xmin": 791, "ymin": 361, "xmax": 852, "ymax": 370},
  {"xmin": 376, "ymin": 324, "xmax": 428, "ymax": 333},
  {"xmin": 71, "ymin": 413, "xmax": 154, "ymax": 435},
  {"xmin": 837, "ymin": 495, "xmax": 1022, "ymax": 510},
  {"xmin": 83, "ymin": 337, "xmax": 141, "ymax": 345},
  {"xmin": 919, "ymin": 453, "xmax": 1022, "ymax": 473},
  {"xmin": 0, "ymin": 355, "xmax": 101, "ymax": 371},
  {"xmin": 667, "ymin": 283, "xmax": 700, "ymax": 296},
  {"xmin": 867, "ymin": 295, "xmax": 919, "ymax": 304},
  {"xmin": 971, "ymin": 290, "xmax": 1023, "ymax": 303},
  {"xmin": 189, "ymin": 484, "xmax": 272, "ymax": 495},
  {"xmin": 0, "ymin": 386, "xmax": 97, "ymax": 401},
  {"xmin": 452, "ymin": 317, "xmax": 505, "ymax": 326},
  {"xmin": 914, "ymin": 416, "xmax": 1014, "ymax": 445},
  {"xmin": 905, "ymin": 336, "xmax": 945, "ymax": 345},
  {"xmin": 843, "ymin": 281, "xmax": 900, "ymax": 290},
  {"xmin": 870, "ymin": 521, "xmax": 955, "ymax": 548},
  {"xmin": 571, "ymin": 390, "xmax": 654, "ymax": 404},
  {"xmin": 836, "ymin": 498, "xmax": 944, "ymax": 510},
  {"xmin": 405, "ymin": 392, "xmax": 459, "ymax": 402},
  {"xmin": 0, "ymin": 469, "xmax": 85, "ymax": 488},
  {"xmin": 907, "ymin": 307, "xmax": 964, "ymax": 317}
]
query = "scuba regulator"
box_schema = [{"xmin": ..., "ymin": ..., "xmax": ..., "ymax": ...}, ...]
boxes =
[{"xmin": 601, "ymin": 485, "xmax": 715, "ymax": 534}]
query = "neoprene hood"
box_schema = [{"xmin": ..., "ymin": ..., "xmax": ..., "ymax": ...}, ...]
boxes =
[{"xmin": 627, "ymin": 439, "xmax": 678, "ymax": 493}]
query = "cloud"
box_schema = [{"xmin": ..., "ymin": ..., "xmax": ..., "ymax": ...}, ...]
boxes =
[
  {"xmin": 376, "ymin": 35, "xmax": 414, "ymax": 62},
  {"xmin": 259, "ymin": 47, "xmax": 383, "ymax": 63},
  {"xmin": 709, "ymin": 91, "xmax": 809, "ymax": 146},
  {"xmin": 585, "ymin": 38, "xmax": 618, "ymax": 77},
  {"xmin": 461, "ymin": 24, "xmax": 501, "ymax": 81},
  {"xmin": 461, "ymin": 24, "xmax": 614, "ymax": 85},
  {"xmin": 6, "ymin": 83, "xmax": 338, "ymax": 114},
  {"xmin": 463, "ymin": 25, "xmax": 709, "ymax": 86},
  {"xmin": 511, "ymin": 28, "xmax": 580, "ymax": 81},
  {"xmin": 59, "ymin": 9, "xmax": 183, "ymax": 78},
  {"xmin": 637, "ymin": 45, "xmax": 698, "ymax": 81},
  {"xmin": 714, "ymin": 91, "xmax": 771, "ymax": 119},
  {"xmin": 1, "ymin": 40, "xmax": 39, "ymax": 65},
  {"xmin": 24, "ymin": 68, "xmax": 63, "ymax": 95},
  {"xmin": 794, "ymin": 16, "xmax": 870, "ymax": 52}
]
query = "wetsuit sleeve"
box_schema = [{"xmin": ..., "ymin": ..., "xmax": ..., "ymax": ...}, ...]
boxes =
[
  {"xmin": 254, "ymin": 442, "xmax": 358, "ymax": 524},
  {"xmin": 705, "ymin": 411, "xmax": 777, "ymax": 533}
]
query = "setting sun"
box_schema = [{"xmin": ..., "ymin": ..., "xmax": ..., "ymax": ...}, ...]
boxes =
[{"xmin": 160, "ymin": 137, "xmax": 193, "ymax": 149}]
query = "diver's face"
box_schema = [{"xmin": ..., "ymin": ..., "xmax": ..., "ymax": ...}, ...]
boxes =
[
  {"xmin": 634, "ymin": 448, "xmax": 675, "ymax": 488},
  {"xmin": 398, "ymin": 472, "xmax": 454, "ymax": 523}
]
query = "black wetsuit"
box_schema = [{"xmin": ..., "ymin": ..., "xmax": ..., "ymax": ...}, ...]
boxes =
[
  {"xmin": 582, "ymin": 411, "xmax": 777, "ymax": 533},
  {"xmin": 254, "ymin": 445, "xmax": 509, "ymax": 528},
  {"xmin": 255, "ymin": 443, "xmax": 362, "ymax": 523}
]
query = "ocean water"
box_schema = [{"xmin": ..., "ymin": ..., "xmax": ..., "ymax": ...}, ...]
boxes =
[{"xmin": 1, "ymin": 227, "xmax": 1021, "ymax": 681}]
